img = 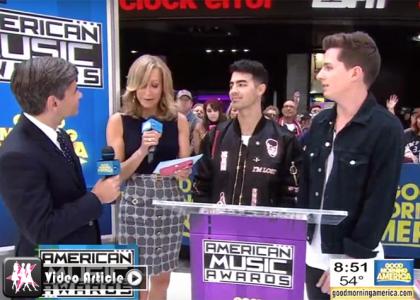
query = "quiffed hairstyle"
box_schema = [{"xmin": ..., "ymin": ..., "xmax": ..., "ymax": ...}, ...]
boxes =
[
  {"xmin": 10, "ymin": 57, "xmax": 78, "ymax": 115},
  {"xmin": 322, "ymin": 31, "xmax": 381, "ymax": 88},
  {"xmin": 229, "ymin": 59, "xmax": 269, "ymax": 86},
  {"xmin": 122, "ymin": 55, "xmax": 177, "ymax": 120}
]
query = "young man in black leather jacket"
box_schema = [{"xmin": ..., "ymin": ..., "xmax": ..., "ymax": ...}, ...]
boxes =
[{"xmin": 193, "ymin": 59, "xmax": 301, "ymax": 207}]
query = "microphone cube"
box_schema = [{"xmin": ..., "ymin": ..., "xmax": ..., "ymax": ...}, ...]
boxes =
[{"xmin": 97, "ymin": 160, "xmax": 120, "ymax": 176}]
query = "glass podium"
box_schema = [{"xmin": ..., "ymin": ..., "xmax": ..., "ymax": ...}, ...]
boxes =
[{"xmin": 153, "ymin": 200, "xmax": 347, "ymax": 300}]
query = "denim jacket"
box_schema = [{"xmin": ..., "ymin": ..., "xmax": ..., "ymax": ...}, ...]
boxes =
[{"xmin": 298, "ymin": 93, "xmax": 404, "ymax": 258}]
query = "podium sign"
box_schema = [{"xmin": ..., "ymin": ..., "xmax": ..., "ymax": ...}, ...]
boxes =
[
  {"xmin": 191, "ymin": 215, "xmax": 306, "ymax": 299},
  {"xmin": 154, "ymin": 201, "xmax": 347, "ymax": 300}
]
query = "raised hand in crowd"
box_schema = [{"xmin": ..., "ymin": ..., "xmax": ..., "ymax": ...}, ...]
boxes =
[{"xmin": 386, "ymin": 94, "xmax": 399, "ymax": 115}]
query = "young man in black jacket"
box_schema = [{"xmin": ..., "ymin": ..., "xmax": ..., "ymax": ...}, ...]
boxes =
[
  {"xmin": 299, "ymin": 32, "xmax": 404, "ymax": 299},
  {"xmin": 193, "ymin": 59, "xmax": 301, "ymax": 207}
]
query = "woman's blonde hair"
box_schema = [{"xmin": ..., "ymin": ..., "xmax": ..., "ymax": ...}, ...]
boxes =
[{"xmin": 121, "ymin": 55, "xmax": 177, "ymax": 120}]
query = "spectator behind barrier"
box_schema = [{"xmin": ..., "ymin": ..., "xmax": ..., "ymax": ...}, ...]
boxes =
[{"xmin": 403, "ymin": 111, "xmax": 420, "ymax": 163}]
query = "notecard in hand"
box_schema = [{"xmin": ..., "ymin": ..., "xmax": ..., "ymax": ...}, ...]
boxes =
[
  {"xmin": 153, "ymin": 154, "xmax": 203, "ymax": 176},
  {"xmin": 159, "ymin": 160, "xmax": 193, "ymax": 176}
]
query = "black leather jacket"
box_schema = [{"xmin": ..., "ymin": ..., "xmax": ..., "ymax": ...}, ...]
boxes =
[
  {"xmin": 298, "ymin": 94, "xmax": 404, "ymax": 258},
  {"xmin": 193, "ymin": 117, "xmax": 302, "ymax": 207}
]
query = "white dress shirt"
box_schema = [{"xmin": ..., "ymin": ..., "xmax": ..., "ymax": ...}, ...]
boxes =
[{"xmin": 23, "ymin": 113, "xmax": 62, "ymax": 150}]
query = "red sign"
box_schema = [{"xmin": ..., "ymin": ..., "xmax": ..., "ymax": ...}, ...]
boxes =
[
  {"xmin": 120, "ymin": 0, "xmax": 272, "ymax": 11},
  {"xmin": 119, "ymin": 0, "xmax": 420, "ymax": 20}
]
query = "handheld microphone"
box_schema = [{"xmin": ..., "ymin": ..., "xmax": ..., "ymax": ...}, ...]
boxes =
[
  {"xmin": 97, "ymin": 146, "xmax": 121, "ymax": 178},
  {"xmin": 141, "ymin": 118, "xmax": 163, "ymax": 164}
]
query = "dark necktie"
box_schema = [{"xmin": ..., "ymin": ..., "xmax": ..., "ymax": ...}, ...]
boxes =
[{"xmin": 57, "ymin": 130, "xmax": 75, "ymax": 167}]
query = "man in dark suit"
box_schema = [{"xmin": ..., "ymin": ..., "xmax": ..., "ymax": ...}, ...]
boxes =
[{"xmin": 0, "ymin": 57, "xmax": 121, "ymax": 257}]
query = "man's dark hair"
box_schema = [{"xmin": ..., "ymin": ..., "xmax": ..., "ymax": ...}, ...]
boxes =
[
  {"xmin": 229, "ymin": 59, "xmax": 268, "ymax": 86},
  {"xmin": 10, "ymin": 57, "xmax": 78, "ymax": 115},
  {"xmin": 322, "ymin": 31, "xmax": 380, "ymax": 88}
]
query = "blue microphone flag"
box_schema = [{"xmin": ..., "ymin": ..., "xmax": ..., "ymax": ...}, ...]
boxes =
[{"xmin": 141, "ymin": 118, "xmax": 163, "ymax": 134}]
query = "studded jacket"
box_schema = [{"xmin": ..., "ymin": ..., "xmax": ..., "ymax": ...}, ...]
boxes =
[
  {"xmin": 193, "ymin": 117, "xmax": 302, "ymax": 207},
  {"xmin": 298, "ymin": 94, "xmax": 404, "ymax": 258}
]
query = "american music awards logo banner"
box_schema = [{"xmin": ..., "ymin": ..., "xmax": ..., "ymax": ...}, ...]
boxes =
[
  {"xmin": 0, "ymin": 0, "xmax": 112, "ymax": 248},
  {"xmin": 203, "ymin": 239, "xmax": 294, "ymax": 289},
  {"xmin": 0, "ymin": 8, "xmax": 103, "ymax": 87}
]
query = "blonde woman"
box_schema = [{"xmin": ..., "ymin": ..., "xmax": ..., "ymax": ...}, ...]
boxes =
[
  {"xmin": 226, "ymin": 102, "xmax": 239, "ymax": 119},
  {"xmin": 192, "ymin": 103, "xmax": 204, "ymax": 119},
  {"xmin": 106, "ymin": 55, "xmax": 190, "ymax": 300},
  {"xmin": 263, "ymin": 105, "xmax": 280, "ymax": 121}
]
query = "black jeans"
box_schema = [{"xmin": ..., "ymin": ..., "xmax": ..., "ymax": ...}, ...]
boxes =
[{"xmin": 306, "ymin": 265, "xmax": 330, "ymax": 300}]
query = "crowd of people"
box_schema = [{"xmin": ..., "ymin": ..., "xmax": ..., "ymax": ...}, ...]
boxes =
[
  {"xmin": 180, "ymin": 89, "xmax": 325, "ymax": 155},
  {"xmin": 0, "ymin": 30, "xmax": 417, "ymax": 300},
  {"xmin": 386, "ymin": 95, "xmax": 420, "ymax": 163},
  {"xmin": 183, "ymin": 76, "xmax": 419, "ymax": 168}
]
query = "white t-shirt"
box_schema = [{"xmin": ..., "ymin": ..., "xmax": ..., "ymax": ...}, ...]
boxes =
[
  {"xmin": 241, "ymin": 135, "xmax": 251, "ymax": 146},
  {"xmin": 285, "ymin": 123, "xmax": 296, "ymax": 133},
  {"xmin": 306, "ymin": 133, "xmax": 384, "ymax": 270}
]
